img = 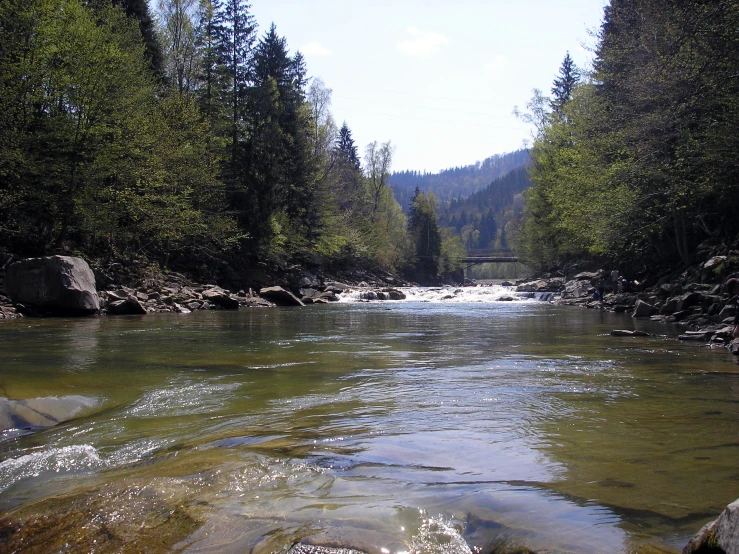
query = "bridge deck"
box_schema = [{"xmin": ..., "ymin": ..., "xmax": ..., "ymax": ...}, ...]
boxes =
[{"xmin": 460, "ymin": 257, "xmax": 519, "ymax": 263}]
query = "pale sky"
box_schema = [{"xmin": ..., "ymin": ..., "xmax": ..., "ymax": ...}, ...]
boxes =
[{"xmin": 249, "ymin": 1, "xmax": 608, "ymax": 173}]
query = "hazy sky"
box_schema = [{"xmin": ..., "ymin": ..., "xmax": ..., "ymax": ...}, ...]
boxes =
[{"xmin": 249, "ymin": 1, "xmax": 608, "ymax": 173}]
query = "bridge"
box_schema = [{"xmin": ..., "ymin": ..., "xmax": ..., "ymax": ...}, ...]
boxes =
[{"xmin": 459, "ymin": 248, "xmax": 519, "ymax": 264}]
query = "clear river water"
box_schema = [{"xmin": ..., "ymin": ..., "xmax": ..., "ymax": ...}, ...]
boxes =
[{"xmin": 1, "ymin": 286, "xmax": 738, "ymax": 553}]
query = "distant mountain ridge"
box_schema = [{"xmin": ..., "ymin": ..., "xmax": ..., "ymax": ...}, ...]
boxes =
[{"xmin": 389, "ymin": 149, "xmax": 530, "ymax": 209}]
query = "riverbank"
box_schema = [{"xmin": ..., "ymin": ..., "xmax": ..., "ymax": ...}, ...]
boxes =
[
  {"xmin": 514, "ymin": 253, "xmax": 739, "ymax": 357},
  {"xmin": 0, "ymin": 253, "xmax": 411, "ymax": 319}
]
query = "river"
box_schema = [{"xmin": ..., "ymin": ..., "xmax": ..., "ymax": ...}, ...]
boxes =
[{"xmin": 1, "ymin": 286, "xmax": 738, "ymax": 553}]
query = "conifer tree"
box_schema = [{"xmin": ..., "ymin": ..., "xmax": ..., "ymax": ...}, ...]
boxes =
[
  {"xmin": 336, "ymin": 122, "xmax": 361, "ymax": 170},
  {"xmin": 111, "ymin": 0, "xmax": 165, "ymax": 76},
  {"xmin": 221, "ymin": 0, "xmax": 256, "ymax": 159},
  {"xmin": 194, "ymin": 0, "xmax": 229, "ymax": 133},
  {"xmin": 550, "ymin": 51, "xmax": 580, "ymax": 114}
]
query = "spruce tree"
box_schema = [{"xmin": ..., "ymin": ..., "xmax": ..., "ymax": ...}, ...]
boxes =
[
  {"xmin": 550, "ymin": 51, "xmax": 580, "ymax": 114},
  {"xmin": 112, "ymin": 0, "xmax": 165, "ymax": 76},
  {"xmin": 221, "ymin": 0, "xmax": 256, "ymax": 159},
  {"xmin": 336, "ymin": 122, "xmax": 360, "ymax": 170},
  {"xmin": 194, "ymin": 0, "xmax": 229, "ymax": 133}
]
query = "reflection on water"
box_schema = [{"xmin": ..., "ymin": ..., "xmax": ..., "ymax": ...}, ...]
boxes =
[{"xmin": 0, "ymin": 293, "xmax": 737, "ymax": 553}]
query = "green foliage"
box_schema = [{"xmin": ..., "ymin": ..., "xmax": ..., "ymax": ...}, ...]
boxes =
[
  {"xmin": 518, "ymin": 0, "xmax": 739, "ymax": 272},
  {"xmin": 0, "ymin": 0, "xmax": 419, "ymax": 277}
]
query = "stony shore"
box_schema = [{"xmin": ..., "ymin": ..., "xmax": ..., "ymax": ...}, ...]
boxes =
[
  {"xmin": 514, "ymin": 255, "xmax": 739, "ymax": 357},
  {"xmin": 0, "ymin": 255, "xmax": 410, "ymax": 319}
]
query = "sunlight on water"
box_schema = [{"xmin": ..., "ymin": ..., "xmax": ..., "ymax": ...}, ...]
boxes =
[
  {"xmin": 0, "ymin": 444, "xmax": 103, "ymax": 492},
  {"xmin": 0, "ymin": 295, "xmax": 737, "ymax": 553}
]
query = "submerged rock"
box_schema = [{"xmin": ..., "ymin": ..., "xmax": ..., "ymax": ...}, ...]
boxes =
[
  {"xmin": 0, "ymin": 395, "xmax": 101, "ymax": 431},
  {"xmin": 288, "ymin": 545, "xmax": 368, "ymax": 554},
  {"xmin": 0, "ymin": 478, "xmax": 203, "ymax": 552},
  {"xmin": 5, "ymin": 255, "xmax": 99, "ymax": 315},
  {"xmin": 611, "ymin": 329, "xmax": 650, "ymax": 337}
]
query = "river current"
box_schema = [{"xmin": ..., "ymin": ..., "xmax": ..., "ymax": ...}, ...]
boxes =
[{"xmin": 1, "ymin": 286, "xmax": 738, "ymax": 553}]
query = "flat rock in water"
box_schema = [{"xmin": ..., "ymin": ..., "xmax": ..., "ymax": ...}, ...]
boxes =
[
  {"xmin": 5, "ymin": 255, "xmax": 99, "ymax": 315},
  {"xmin": 611, "ymin": 329, "xmax": 650, "ymax": 337},
  {"xmin": 0, "ymin": 395, "xmax": 101, "ymax": 431},
  {"xmin": 288, "ymin": 545, "xmax": 368, "ymax": 554},
  {"xmin": 679, "ymin": 331, "xmax": 713, "ymax": 341}
]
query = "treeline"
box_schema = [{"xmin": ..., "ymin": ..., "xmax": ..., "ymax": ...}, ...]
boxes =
[
  {"xmin": 0, "ymin": 0, "xmax": 462, "ymax": 280},
  {"xmin": 517, "ymin": 0, "xmax": 739, "ymax": 273},
  {"xmin": 439, "ymin": 165, "xmax": 531, "ymax": 251},
  {"xmin": 389, "ymin": 149, "xmax": 530, "ymax": 210}
]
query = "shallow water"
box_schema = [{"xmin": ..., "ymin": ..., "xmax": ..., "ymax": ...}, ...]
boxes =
[{"xmin": 0, "ymin": 287, "xmax": 738, "ymax": 553}]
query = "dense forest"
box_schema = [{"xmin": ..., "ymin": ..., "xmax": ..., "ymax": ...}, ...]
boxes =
[
  {"xmin": 438, "ymin": 165, "xmax": 531, "ymax": 251},
  {"xmin": 3, "ymin": 0, "xmax": 736, "ymax": 285},
  {"xmin": 517, "ymin": 0, "xmax": 739, "ymax": 274},
  {"xmin": 389, "ymin": 149, "xmax": 529, "ymax": 211},
  {"xmin": 0, "ymin": 0, "xmax": 464, "ymax": 282}
]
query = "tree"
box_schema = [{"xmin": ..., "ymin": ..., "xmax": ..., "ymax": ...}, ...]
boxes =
[
  {"xmin": 336, "ymin": 122, "xmax": 360, "ymax": 171},
  {"xmin": 408, "ymin": 187, "xmax": 442, "ymax": 259},
  {"xmin": 194, "ymin": 0, "xmax": 229, "ymax": 132},
  {"xmin": 550, "ymin": 51, "xmax": 580, "ymax": 114},
  {"xmin": 109, "ymin": 0, "xmax": 165, "ymax": 76},
  {"xmin": 221, "ymin": 0, "xmax": 256, "ymax": 161},
  {"xmin": 364, "ymin": 140, "xmax": 394, "ymax": 222},
  {"xmin": 158, "ymin": 0, "xmax": 199, "ymax": 95},
  {"xmin": 236, "ymin": 24, "xmax": 315, "ymax": 250}
]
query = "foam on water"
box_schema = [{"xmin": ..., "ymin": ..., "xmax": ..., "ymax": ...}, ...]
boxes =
[
  {"xmin": 406, "ymin": 515, "xmax": 473, "ymax": 554},
  {"xmin": 125, "ymin": 377, "xmax": 241, "ymax": 418},
  {"xmin": 337, "ymin": 286, "xmax": 547, "ymax": 304},
  {"xmin": 0, "ymin": 444, "xmax": 103, "ymax": 492},
  {"xmin": 0, "ymin": 437, "xmax": 174, "ymax": 493}
]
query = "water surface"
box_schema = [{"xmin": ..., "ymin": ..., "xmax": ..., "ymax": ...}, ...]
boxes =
[{"xmin": 1, "ymin": 288, "xmax": 737, "ymax": 553}]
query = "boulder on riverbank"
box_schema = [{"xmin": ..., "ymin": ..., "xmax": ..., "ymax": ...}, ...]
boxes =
[
  {"xmin": 260, "ymin": 286, "xmax": 305, "ymax": 306},
  {"xmin": 5, "ymin": 256, "xmax": 99, "ymax": 315},
  {"xmin": 107, "ymin": 298, "xmax": 147, "ymax": 315},
  {"xmin": 683, "ymin": 498, "xmax": 739, "ymax": 554}
]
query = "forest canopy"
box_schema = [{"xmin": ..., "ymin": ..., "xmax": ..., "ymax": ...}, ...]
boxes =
[
  {"xmin": 517, "ymin": 0, "xmax": 739, "ymax": 273},
  {"xmin": 0, "ymin": 0, "xmax": 455, "ymax": 280}
]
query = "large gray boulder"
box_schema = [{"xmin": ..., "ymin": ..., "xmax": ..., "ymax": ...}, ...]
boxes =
[
  {"xmin": 202, "ymin": 286, "xmax": 239, "ymax": 309},
  {"xmin": 684, "ymin": 498, "xmax": 739, "ymax": 554},
  {"xmin": 260, "ymin": 286, "xmax": 305, "ymax": 306},
  {"xmin": 563, "ymin": 279, "xmax": 593, "ymax": 299},
  {"xmin": 5, "ymin": 256, "xmax": 99, "ymax": 315}
]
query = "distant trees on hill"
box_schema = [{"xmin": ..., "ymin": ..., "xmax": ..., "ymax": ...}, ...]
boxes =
[
  {"xmin": 389, "ymin": 149, "xmax": 530, "ymax": 210},
  {"xmin": 439, "ymin": 166, "xmax": 531, "ymax": 251}
]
